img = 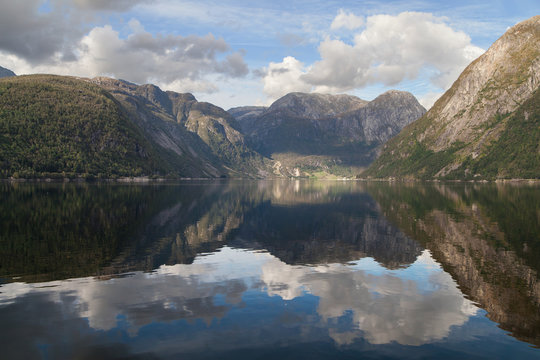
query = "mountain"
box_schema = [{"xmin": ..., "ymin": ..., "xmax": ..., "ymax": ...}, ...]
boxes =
[
  {"xmin": 0, "ymin": 66, "xmax": 15, "ymax": 78},
  {"xmin": 0, "ymin": 75, "xmax": 187, "ymax": 179},
  {"xmin": 227, "ymin": 106, "xmax": 267, "ymax": 132},
  {"xmin": 0, "ymin": 75, "xmax": 269, "ymax": 179},
  {"xmin": 235, "ymin": 91, "xmax": 425, "ymax": 177},
  {"xmin": 92, "ymin": 78, "xmax": 270, "ymax": 177},
  {"xmin": 364, "ymin": 15, "xmax": 540, "ymax": 180}
]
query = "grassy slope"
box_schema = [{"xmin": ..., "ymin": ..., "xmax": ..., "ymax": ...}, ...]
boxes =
[
  {"xmin": 448, "ymin": 89, "xmax": 540, "ymax": 179},
  {"xmin": 364, "ymin": 89, "xmax": 539, "ymax": 180}
]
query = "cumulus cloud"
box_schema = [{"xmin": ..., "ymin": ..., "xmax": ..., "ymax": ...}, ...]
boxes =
[
  {"xmin": 260, "ymin": 56, "xmax": 312, "ymax": 100},
  {"xmin": 73, "ymin": 22, "xmax": 247, "ymax": 85},
  {"xmin": 0, "ymin": 1, "xmax": 248, "ymax": 94},
  {"xmin": 262, "ymin": 11, "xmax": 485, "ymax": 102},
  {"xmin": 0, "ymin": 1, "xmax": 84, "ymax": 63},
  {"xmin": 0, "ymin": 7, "xmax": 248, "ymax": 94},
  {"xmin": 330, "ymin": 9, "xmax": 364, "ymax": 31}
]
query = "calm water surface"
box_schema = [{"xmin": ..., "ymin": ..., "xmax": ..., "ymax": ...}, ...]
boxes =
[{"xmin": 1, "ymin": 180, "xmax": 539, "ymax": 359}]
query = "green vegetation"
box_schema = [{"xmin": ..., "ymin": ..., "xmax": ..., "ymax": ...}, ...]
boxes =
[
  {"xmin": 363, "ymin": 17, "xmax": 539, "ymax": 181},
  {"xmin": 0, "ymin": 75, "xmax": 176, "ymax": 178},
  {"xmin": 365, "ymin": 89, "xmax": 540, "ymax": 180},
  {"xmin": 447, "ymin": 89, "xmax": 540, "ymax": 180}
]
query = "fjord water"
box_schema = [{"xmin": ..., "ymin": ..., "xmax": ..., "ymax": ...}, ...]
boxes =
[{"xmin": 1, "ymin": 181, "xmax": 539, "ymax": 359}]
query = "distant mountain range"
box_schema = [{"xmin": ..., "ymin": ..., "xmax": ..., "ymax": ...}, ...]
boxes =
[
  {"xmin": 0, "ymin": 73, "xmax": 422, "ymax": 179},
  {"xmin": 0, "ymin": 15, "xmax": 538, "ymax": 180},
  {"xmin": 364, "ymin": 15, "xmax": 540, "ymax": 180},
  {"xmin": 230, "ymin": 91, "xmax": 425, "ymax": 177}
]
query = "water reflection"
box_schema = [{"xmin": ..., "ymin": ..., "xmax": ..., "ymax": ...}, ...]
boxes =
[
  {"xmin": 1, "ymin": 247, "xmax": 479, "ymax": 358},
  {"xmin": 0, "ymin": 180, "xmax": 539, "ymax": 359},
  {"xmin": 367, "ymin": 182, "xmax": 540, "ymax": 347}
]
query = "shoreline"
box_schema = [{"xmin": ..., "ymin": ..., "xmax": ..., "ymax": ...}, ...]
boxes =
[{"xmin": 2, "ymin": 176, "xmax": 540, "ymax": 184}]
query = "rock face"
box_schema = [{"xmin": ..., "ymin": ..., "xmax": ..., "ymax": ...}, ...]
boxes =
[
  {"xmin": 91, "ymin": 77, "xmax": 270, "ymax": 177},
  {"xmin": 227, "ymin": 106, "xmax": 267, "ymax": 132},
  {"xmin": 233, "ymin": 91, "xmax": 425, "ymax": 177},
  {"xmin": 331, "ymin": 90, "xmax": 426, "ymax": 144},
  {"xmin": 0, "ymin": 66, "xmax": 15, "ymax": 78},
  {"xmin": 365, "ymin": 15, "xmax": 540, "ymax": 180},
  {"xmin": 265, "ymin": 92, "xmax": 367, "ymax": 119}
]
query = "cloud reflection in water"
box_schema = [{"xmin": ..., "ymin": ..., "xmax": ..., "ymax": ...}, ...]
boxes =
[{"xmin": 0, "ymin": 246, "xmax": 477, "ymax": 351}]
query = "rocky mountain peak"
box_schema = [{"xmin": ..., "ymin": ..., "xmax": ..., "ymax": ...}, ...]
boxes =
[
  {"xmin": 368, "ymin": 90, "xmax": 420, "ymax": 108},
  {"xmin": 266, "ymin": 92, "xmax": 368, "ymax": 119}
]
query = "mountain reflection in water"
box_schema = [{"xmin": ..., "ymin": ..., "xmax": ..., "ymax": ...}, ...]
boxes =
[{"xmin": 0, "ymin": 180, "xmax": 539, "ymax": 359}]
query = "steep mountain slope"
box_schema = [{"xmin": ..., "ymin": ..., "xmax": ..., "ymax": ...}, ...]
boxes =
[
  {"xmin": 364, "ymin": 15, "xmax": 540, "ymax": 180},
  {"xmin": 0, "ymin": 66, "xmax": 15, "ymax": 78},
  {"xmin": 227, "ymin": 106, "xmax": 267, "ymax": 132},
  {"xmin": 93, "ymin": 78, "xmax": 270, "ymax": 177},
  {"xmin": 240, "ymin": 91, "xmax": 425, "ymax": 177},
  {"xmin": 0, "ymin": 75, "xmax": 196, "ymax": 178}
]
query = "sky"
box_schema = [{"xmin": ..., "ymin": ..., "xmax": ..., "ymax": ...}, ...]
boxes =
[{"xmin": 0, "ymin": 1, "xmax": 538, "ymax": 110}]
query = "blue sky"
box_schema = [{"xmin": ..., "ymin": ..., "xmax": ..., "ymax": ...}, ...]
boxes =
[{"xmin": 0, "ymin": 1, "xmax": 538, "ymax": 109}]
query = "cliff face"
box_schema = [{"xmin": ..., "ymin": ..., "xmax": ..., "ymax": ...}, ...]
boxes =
[
  {"xmin": 232, "ymin": 91, "xmax": 424, "ymax": 177},
  {"xmin": 331, "ymin": 90, "xmax": 426, "ymax": 144},
  {"xmin": 365, "ymin": 15, "xmax": 540, "ymax": 179},
  {"xmin": 91, "ymin": 77, "xmax": 270, "ymax": 177}
]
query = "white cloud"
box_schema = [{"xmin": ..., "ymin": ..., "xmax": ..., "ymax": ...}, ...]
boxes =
[
  {"xmin": 419, "ymin": 91, "xmax": 444, "ymax": 110},
  {"xmin": 0, "ymin": 1, "xmax": 249, "ymax": 95},
  {"xmin": 262, "ymin": 11, "xmax": 485, "ymax": 103},
  {"xmin": 260, "ymin": 56, "xmax": 312, "ymax": 101},
  {"xmin": 3, "ymin": 20, "xmax": 248, "ymax": 94},
  {"xmin": 330, "ymin": 9, "xmax": 364, "ymax": 31}
]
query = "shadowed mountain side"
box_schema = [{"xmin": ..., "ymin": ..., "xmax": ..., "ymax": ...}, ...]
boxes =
[
  {"xmin": 0, "ymin": 75, "xmax": 195, "ymax": 178},
  {"xmin": 367, "ymin": 182, "xmax": 540, "ymax": 346}
]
